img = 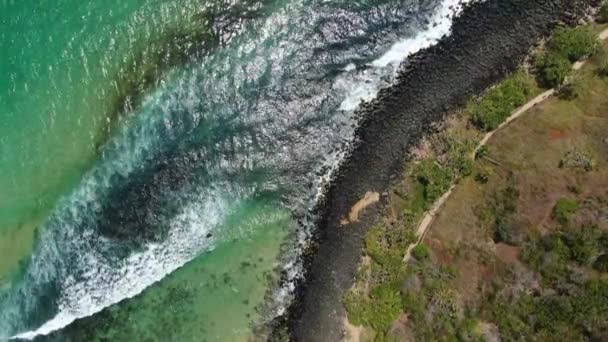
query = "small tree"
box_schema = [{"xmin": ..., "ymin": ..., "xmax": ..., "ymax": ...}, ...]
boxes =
[{"xmin": 536, "ymin": 52, "xmax": 572, "ymax": 88}]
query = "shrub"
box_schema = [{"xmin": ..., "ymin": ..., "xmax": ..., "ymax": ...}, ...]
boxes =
[
  {"xmin": 413, "ymin": 159, "xmax": 453, "ymax": 206},
  {"xmin": 593, "ymin": 254, "xmax": 608, "ymax": 272},
  {"xmin": 564, "ymin": 225, "xmax": 601, "ymax": 265},
  {"xmin": 557, "ymin": 81, "xmax": 578, "ymax": 100},
  {"xmin": 599, "ymin": 2, "xmax": 608, "ymax": 23},
  {"xmin": 445, "ymin": 137, "xmax": 475, "ymax": 177},
  {"xmin": 490, "ymin": 185, "xmax": 521, "ymax": 244},
  {"xmin": 599, "ymin": 58, "xmax": 608, "ymax": 77},
  {"xmin": 553, "ymin": 198, "xmax": 579, "ymax": 225},
  {"xmin": 344, "ymin": 285, "xmax": 403, "ymax": 333},
  {"xmin": 344, "ymin": 291, "xmax": 371, "ymax": 327},
  {"xmin": 549, "ymin": 26, "xmax": 599, "ymax": 62},
  {"xmin": 469, "ymin": 72, "xmax": 535, "ymax": 130},
  {"xmin": 367, "ymin": 285, "xmax": 403, "ymax": 331},
  {"xmin": 489, "ymin": 278, "xmax": 608, "ymax": 340},
  {"xmin": 364, "ymin": 223, "xmax": 415, "ymax": 280},
  {"xmin": 536, "ymin": 52, "xmax": 572, "ymax": 88},
  {"xmin": 474, "ymin": 169, "xmax": 490, "ymax": 184},
  {"xmin": 559, "ymin": 149, "xmax": 594, "ymax": 171},
  {"xmin": 365, "ymin": 225, "xmax": 401, "ymax": 268},
  {"xmin": 412, "ymin": 244, "xmax": 430, "ymax": 260},
  {"xmin": 522, "ymin": 233, "xmax": 572, "ymax": 279}
]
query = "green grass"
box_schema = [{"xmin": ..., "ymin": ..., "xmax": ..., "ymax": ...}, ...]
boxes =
[
  {"xmin": 552, "ymin": 197, "xmax": 579, "ymax": 224},
  {"xmin": 412, "ymin": 244, "xmax": 430, "ymax": 261}
]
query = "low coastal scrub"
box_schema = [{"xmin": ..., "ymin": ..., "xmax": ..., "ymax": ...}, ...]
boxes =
[
  {"xmin": 468, "ymin": 72, "xmax": 535, "ymax": 130},
  {"xmin": 536, "ymin": 52, "xmax": 572, "ymax": 87},
  {"xmin": 522, "ymin": 224, "xmax": 603, "ymax": 279},
  {"xmin": 549, "ymin": 26, "xmax": 599, "ymax": 62},
  {"xmin": 344, "ymin": 284, "xmax": 403, "ymax": 332},
  {"xmin": 600, "ymin": 59, "xmax": 608, "ymax": 76},
  {"xmin": 536, "ymin": 26, "xmax": 599, "ymax": 87},
  {"xmin": 413, "ymin": 159, "xmax": 453, "ymax": 207},
  {"xmin": 486, "ymin": 278, "xmax": 608, "ymax": 341},
  {"xmin": 486, "ymin": 184, "xmax": 521, "ymax": 244},
  {"xmin": 411, "ymin": 244, "xmax": 430, "ymax": 261},
  {"xmin": 559, "ymin": 149, "xmax": 595, "ymax": 171}
]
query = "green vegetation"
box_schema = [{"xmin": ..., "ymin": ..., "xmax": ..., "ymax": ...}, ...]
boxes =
[
  {"xmin": 344, "ymin": 223, "xmax": 416, "ymax": 338},
  {"xmin": 412, "ymin": 244, "xmax": 430, "ymax": 260},
  {"xmin": 536, "ymin": 52, "xmax": 572, "ymax": 87},
  {"xmin": 486, "ymin": 278, "xmax": 608, "ymax": 341},
  {"xmin": 445, "ymin": 136, "xmax": 476, "ymax": 177},
  {"xmin": 344, "ymin": 285, "xmax": 402, "ymax": 332},
  {"xmin": 552, "ymin": 198, "xmax": 579, "ymax": 224},
  {"xmin": 400, "ymin": 264, "xmax": 471, "ymax": 340},
  {"xmin": 600, "ymin": 2, "xmax": 608, "ymax": 23},
  {"xmin": 365, "ymin": 224, "xmax": 415, "ymax": 270},
  {"xmin": 557, "ymin": 80, "xmax": 578, "ymax": 100},
  {"xmin": 489, "ymin": 185, "xmax": 521, "ymax": 244},
  {"xmin": 523, "ymin": 225, "xmax": 602, "ymax": 283},
  {"xmin": 413, "ymin": 159, "xmax": 453, "ymax": 206},
  {"xmin": 549, "ymin": 26, "xmax": 599, "ymax": 62},
  {"xmin": 600, "ymin": 58, "xmax": 608, "ymax": 76},
  {"xmin": 594, "ymin": 254, "xmax": 608, "ymax": 272},
  {"xmin": 536, "ymin": 26, "xmax": 599, "ymax": 88},
  {"xmin": 468, "ymin": 72, "xmax": 536, "ymax": 130}
]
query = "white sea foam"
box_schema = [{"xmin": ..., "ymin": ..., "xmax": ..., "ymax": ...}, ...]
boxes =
[
  {"xmin": 14, "ymin": 187, "xmax": 235, "ymax": 340},
  {"xmin": 337, "ymin": 0, "xmax": 473, "ymax": 111}
]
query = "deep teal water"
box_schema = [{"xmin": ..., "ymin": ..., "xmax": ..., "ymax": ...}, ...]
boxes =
[{"xmin": 0, "ymin": 0, "xmax": 465, "ymax": 340}]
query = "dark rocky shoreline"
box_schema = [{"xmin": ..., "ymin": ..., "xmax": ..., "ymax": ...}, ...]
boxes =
[{"xmin": 275, "ymin": 0, "xmax": 597, "ymax": 341}]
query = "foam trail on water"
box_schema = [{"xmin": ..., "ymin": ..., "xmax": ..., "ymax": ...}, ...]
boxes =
[
  {"xmin": 337, "ymin": 0, "xmax": 474, "ymax": 111},
  {"xmin": 14, "ymin": 188, "xmax": 236, "ymax": 340}
]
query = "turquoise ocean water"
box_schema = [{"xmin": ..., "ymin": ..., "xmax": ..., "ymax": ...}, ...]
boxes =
[{"xmin": 0, "ymin": 0, "xmax": 466, "ymax": 340}]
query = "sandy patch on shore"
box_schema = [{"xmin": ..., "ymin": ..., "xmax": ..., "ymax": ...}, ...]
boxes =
[{"xmin": 341, "ymin": 191, "xmax": 380, "ymax": 225}]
